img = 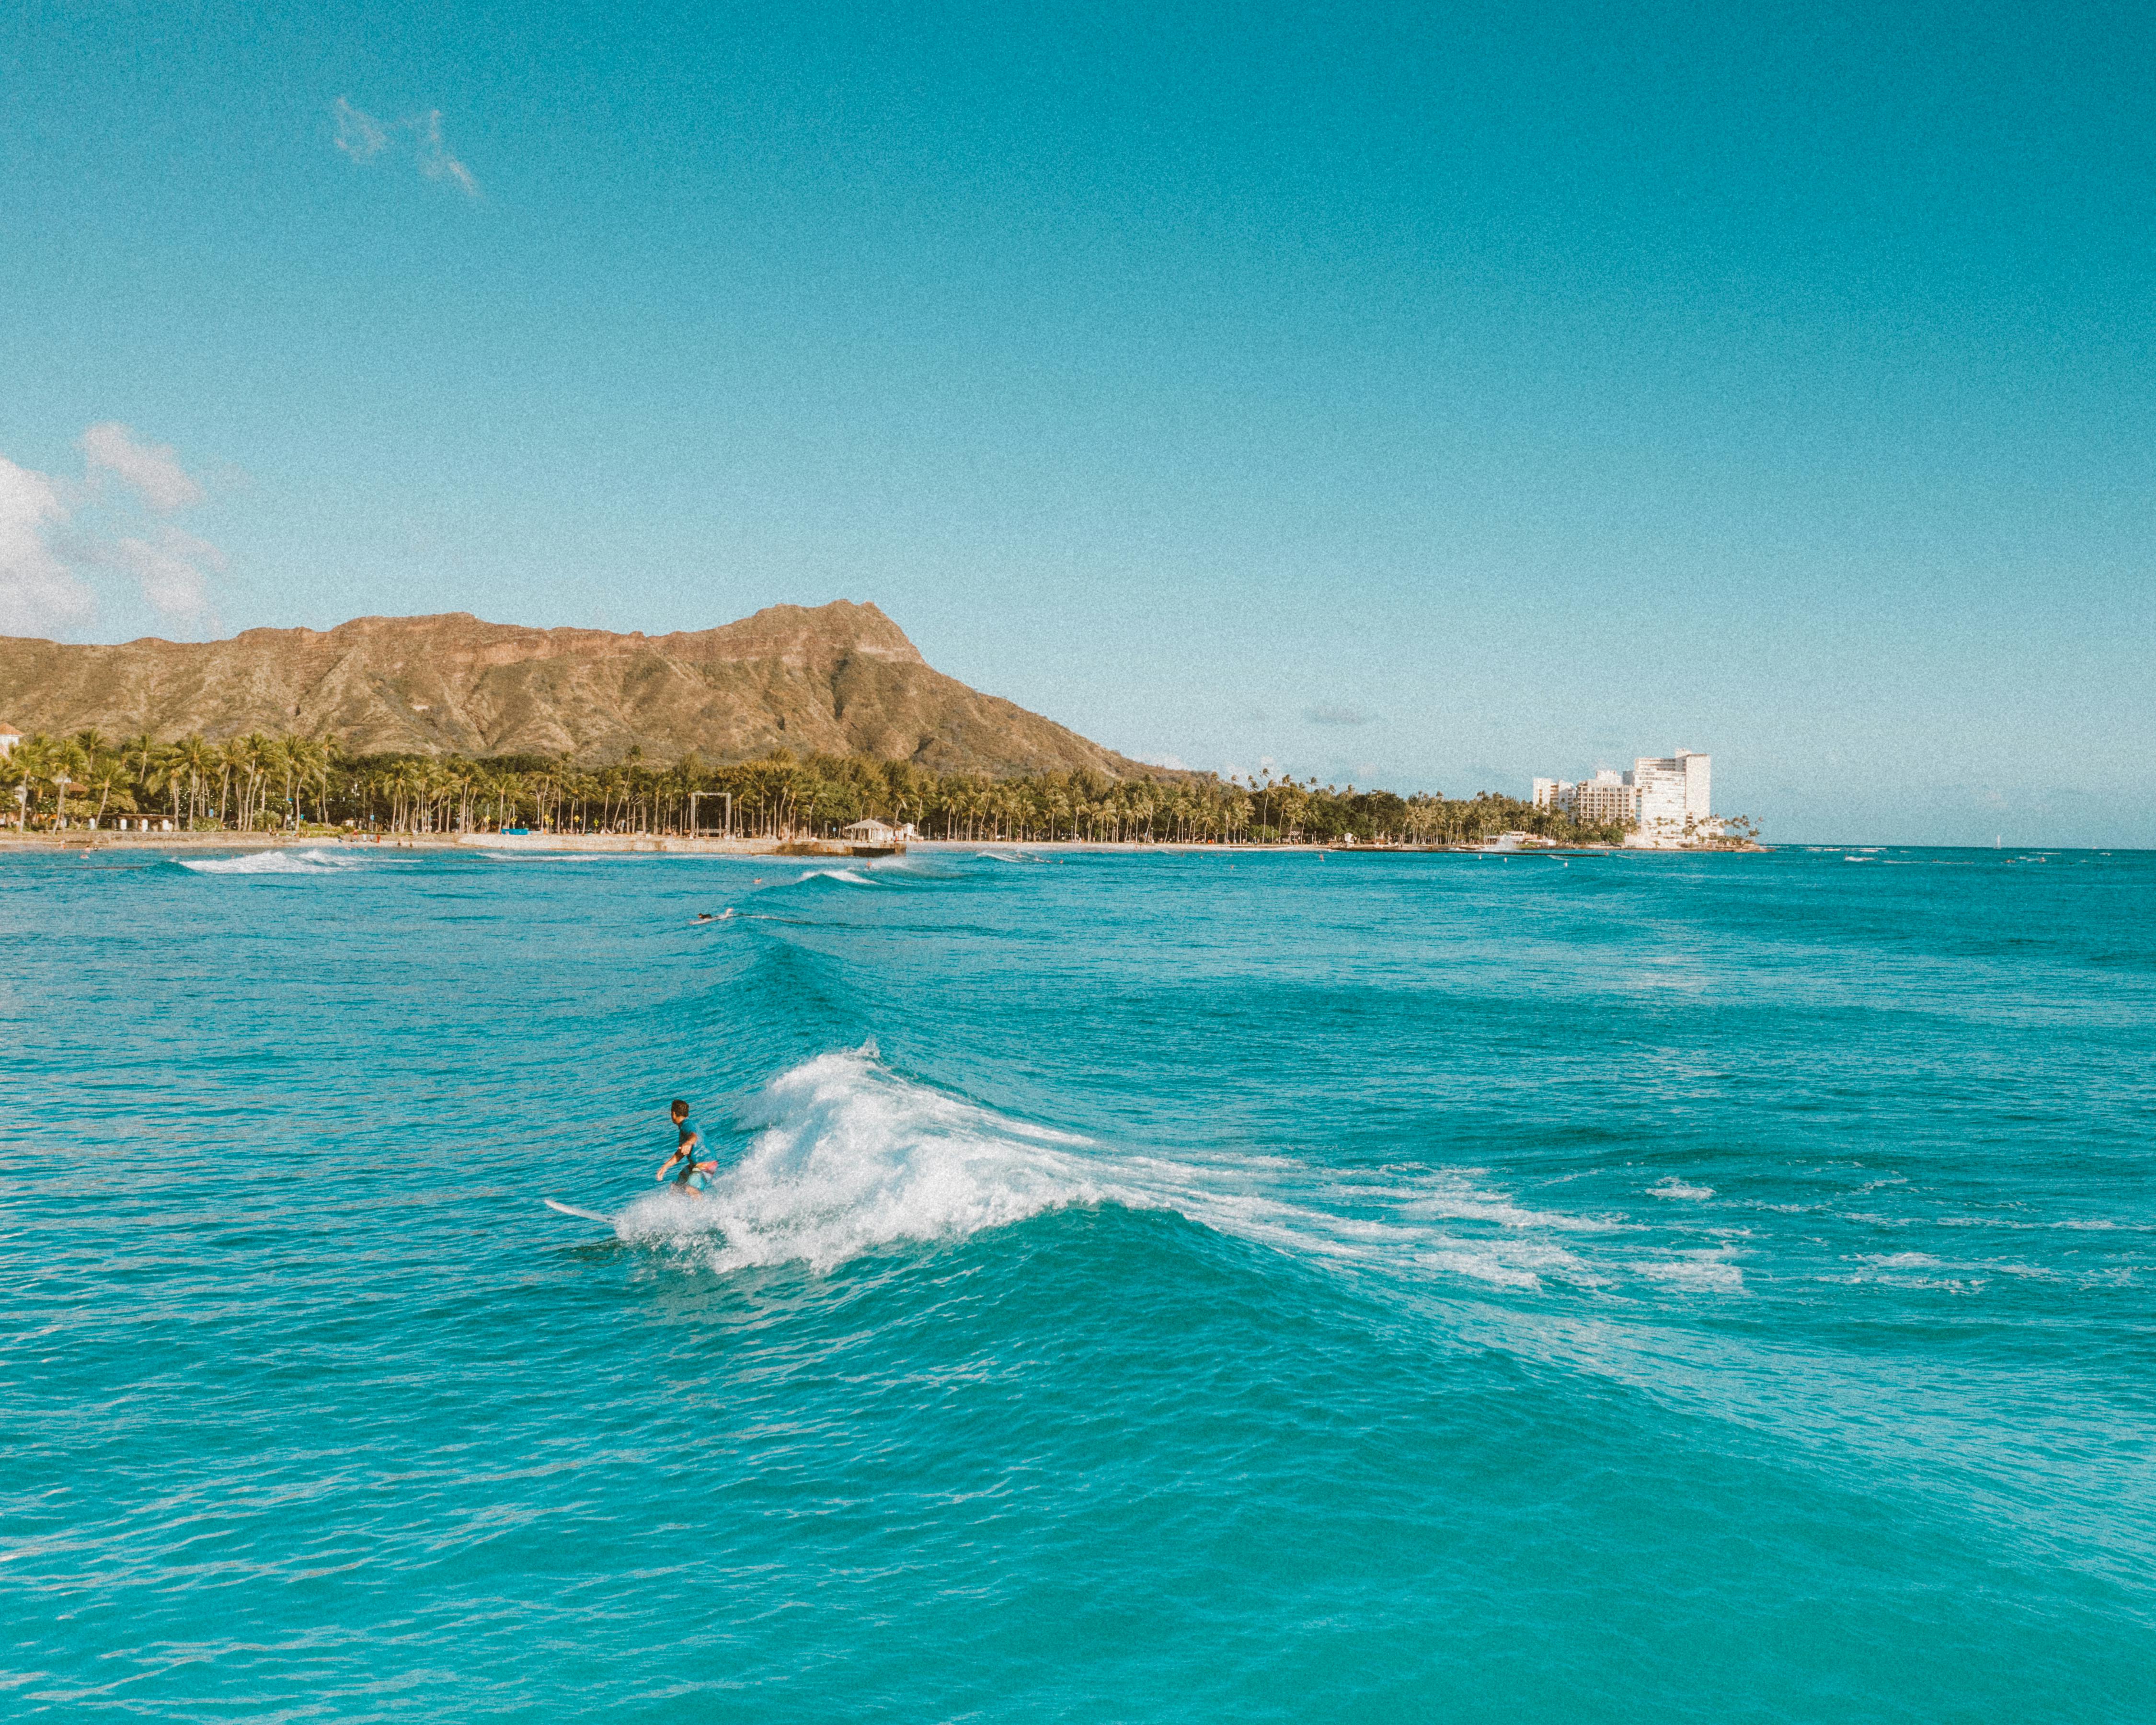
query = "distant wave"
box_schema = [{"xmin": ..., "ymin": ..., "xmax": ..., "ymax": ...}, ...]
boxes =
[
  {"xmin": 790, "ymin": 867, "xmax": 879, "ymax": 887},
  {"xmin": 862, "ymin": 856, "xmax": 963, "ymax": 879},
  {"xmin": 779, "ymin": 859, "xmax": 962, "ymax": 886},
  {"xmin": 176, "ymin": 848, "xmax": 366, "ymax": 875}
]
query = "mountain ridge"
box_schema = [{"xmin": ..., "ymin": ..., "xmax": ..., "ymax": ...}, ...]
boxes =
[{"xmin": 0, "ymin": 601, "xmax": 1151, "ymax": 777}]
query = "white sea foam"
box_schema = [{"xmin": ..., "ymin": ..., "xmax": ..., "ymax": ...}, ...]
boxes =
[
  {"xmin": 862, "ymin": 855, "xmax": 955, "ymax": 876},
  {"xmin": 1399, "ymin": 1178, "xmax": 1625, "ymax": 1234},
  {"xmin": 177, "ymin": 848, "xmax": 365, "ymax": 875},
  {"xmin": 794, "ymin": 867, "xmax": 877, "ymax": 887},
  {"xmin": 1651, "ymin": 1178, "xmax": 1715, "ymax": 1201},
  {"xmin": 1418, "ymin": 1249, "xmax": 1549, "ymax": 1290},
  {"xmin": 604, "ymin": 1051, "xmax": 1738, "ymax": 1297},
  {"xmin": 1419, "ymin": 1242, "xmax": 1599, "ymax": 1290},
  {"xmin": 616, "ymin": 1049, "xmax": 1113, "ymax": 1270},
  {"xmin": 1638, "ymin": 1251, "xmax": 1745, "ymax": 1292}
]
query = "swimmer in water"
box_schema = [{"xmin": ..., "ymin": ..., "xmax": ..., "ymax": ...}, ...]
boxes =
[
  {"xmin": 656, "ymin": 1099, "xmax": 718, "ymax": 1194},
  {"xmin": 691, "ymin": 910, "xmax": 735, "ymax": 923}
]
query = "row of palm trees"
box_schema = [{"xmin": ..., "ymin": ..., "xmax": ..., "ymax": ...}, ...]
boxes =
[
  {"xmin": 0, "ymin": 732, "xmax": 1636, "ymax": 847},
  {"xmin": 2, "ymin": 731, "xmax": 336, "ymax": 831}
]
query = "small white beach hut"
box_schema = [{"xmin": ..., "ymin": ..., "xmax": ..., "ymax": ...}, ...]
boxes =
[{"xmin": 840, "ymin": 819, "xmax": 901, "ymax": 847}]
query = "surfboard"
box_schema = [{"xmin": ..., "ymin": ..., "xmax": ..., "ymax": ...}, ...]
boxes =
[{"xmin": 544, "ymin": 1198, "xmax": 615, "ymax": 1225}]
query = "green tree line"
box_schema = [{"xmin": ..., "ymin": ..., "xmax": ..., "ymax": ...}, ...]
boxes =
[{"xmin": 0, "ymin": 728, "xmax": 1643, "ymax": 846}]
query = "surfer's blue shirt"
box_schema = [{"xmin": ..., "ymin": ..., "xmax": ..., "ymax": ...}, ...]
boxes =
[{"xmin": 673, "ymin": 1120, "xmax": 706, "ymax": 1188}]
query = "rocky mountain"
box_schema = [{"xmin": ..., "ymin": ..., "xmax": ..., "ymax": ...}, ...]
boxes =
[{"xmin": 0, "ymin": 602, "xmax": 1147, "ymax": 776}]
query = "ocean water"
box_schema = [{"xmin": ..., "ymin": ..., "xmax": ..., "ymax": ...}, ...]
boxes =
[{"xmin": 4, "ymin": 842, "xmax": 2153, "ymax": 1722}]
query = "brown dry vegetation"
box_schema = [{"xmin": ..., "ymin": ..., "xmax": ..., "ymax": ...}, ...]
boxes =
[{"xmin": 0, "ymin": 600, "xmax": 1147, "ymax": 777}]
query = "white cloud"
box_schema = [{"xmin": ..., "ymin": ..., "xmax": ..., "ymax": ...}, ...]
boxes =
[
  {"xmin": 1133, "ymin": 751, "xmax": 1189, "ymax": 770},
  {"xmin": 1305, "ymin": 704, "xmax": 1375, "ymax": 726},
  {"xmin": 409, "ymin": 110, "xmax": 479, "ymax": 197},
  {"xmin": 77, "ymin": 526, "xmax": 225, "ymax": 621},
  {"xmin": 1, "ymin": 426, "xmax": 228, "ymax": 636},
  {"xmin": 333, "ymin": 98, "xmax": 479, "ymax": 196},
  {"xmin": 333, "ymin": 95, "xmax": 390, "ymax": 161},
  {"xmin": 0, "ymin": 456, "xmax": 95, "ymax": 636},
  {"xmin": 79, "ymin": 421, "xmax": 206, "ymax": 512}
]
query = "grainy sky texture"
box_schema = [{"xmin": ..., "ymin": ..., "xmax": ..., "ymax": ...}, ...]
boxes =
[{"xmin": 3, "ymin": 2, "xmax": 2151, "ymax": 842}]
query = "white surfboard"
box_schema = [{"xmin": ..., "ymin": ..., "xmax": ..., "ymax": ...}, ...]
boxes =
[{"xmin": 544, "ymin": 1198, "xmax": 616, "ymax": 1225}]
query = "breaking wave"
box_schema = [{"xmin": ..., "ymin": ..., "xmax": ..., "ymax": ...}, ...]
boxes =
[
  {"xmin": 607, "ymin": 1049, "xmax": 1713, "ymax": 1295},
  {"xmin": 616, "ymin": 1048, "xmax": 1110, "ymax": 1269},
  {"xmin": 791, "ymin": 867, "xmax": 879, "ymax": 887},
  {"xmin": 176, "ymin": 848, "xmax": 367, "ymax": 875}
]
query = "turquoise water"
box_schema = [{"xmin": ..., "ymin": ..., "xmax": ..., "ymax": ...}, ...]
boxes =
[{"xmin": 5, "ymin": 842, "xmax": 2154, "ymax": 1721}]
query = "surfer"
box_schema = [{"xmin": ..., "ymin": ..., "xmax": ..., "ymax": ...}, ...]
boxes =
[{"xmin": 657, "ymin": 1099, "xmax": 718, "ymax": 1194}]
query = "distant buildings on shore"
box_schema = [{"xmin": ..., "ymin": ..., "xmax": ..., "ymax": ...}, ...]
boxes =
[{"xmin": 1534, "ymin": 749, "xmax": 1716, "ymax": 847}]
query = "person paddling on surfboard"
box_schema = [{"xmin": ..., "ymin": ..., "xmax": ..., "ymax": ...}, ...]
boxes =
[{"xmin": 657, "ymin": 1099, "xmax": 718, "ymax": 1194}]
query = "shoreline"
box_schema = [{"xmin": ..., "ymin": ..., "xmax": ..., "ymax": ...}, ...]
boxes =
[{"xmin": 0, "ymin": 830, "xmax": 1768, "ymax": 857}]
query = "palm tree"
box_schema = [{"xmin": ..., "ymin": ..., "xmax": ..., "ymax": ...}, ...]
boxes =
[
  {"xmin": 143, "ymin": 742, "xmax": 183, "ymax": 827},
  {"xmin": 296, "ymin": 737, "xmax": 333, "ymax": 825},
  {"xmin": 86, "ymin": 750, "xmax": 134, "ymax": 827},
  {"xmin": 124, "ymin": 732, "xmax": 161, "ymax": 793},
  {"xmin": 264, "ymin": 735, "xmax": 300, "ymax": 828},
  {"xmin": 169, "ymin": 736, "xmax": 210, "ymax": 826},
  {"xmin": 2, "ymin": 735, "xmax": 52, "ymax": 828}
]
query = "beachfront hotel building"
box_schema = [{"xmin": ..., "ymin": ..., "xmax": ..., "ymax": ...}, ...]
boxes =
[
  {"xmin": 1534, "ymin": 750, "xmax": 1714, "ymax": 846},
  {"xmin": 1533, "ymin": 768, "xmax": 1640, "ymax": 825},
  {"xmin": 1632, "ymin": 750, "xmax": 1712, "ymax": 841}
]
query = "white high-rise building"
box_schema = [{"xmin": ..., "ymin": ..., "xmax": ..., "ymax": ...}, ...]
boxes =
[
  {"xmin": 1533, "ymin": 750, "xmax": 1713, "ymax": 845},
  {"xmin": 1629, "ymin": 750, "xmax": 1711, "ymax": 843}
]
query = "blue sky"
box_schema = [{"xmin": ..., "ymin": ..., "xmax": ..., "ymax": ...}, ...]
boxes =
[{"xmin": 3, "ymin": 1, "xmax": 2151, "ymax": 843}]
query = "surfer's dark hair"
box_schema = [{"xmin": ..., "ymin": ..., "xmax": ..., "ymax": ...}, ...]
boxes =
[{"xmin": 670, "ymin": 1098, "xmax": 688, "ymax": 1114}]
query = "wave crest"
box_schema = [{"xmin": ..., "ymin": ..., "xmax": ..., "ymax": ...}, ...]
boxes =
[
  {"xmin": 177, "ymin": 848, "xmax": 365, "ymax": 875},
  {"xmin": 617, "ymin": 1049, "xmax": 1109, "ymax": 1270},
  {"xmin": 602, "ymin": 1052, "xmax": 1692, "ymax": 1297}
]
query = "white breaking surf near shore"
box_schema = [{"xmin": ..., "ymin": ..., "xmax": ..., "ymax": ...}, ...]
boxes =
[{"xmin": 176, "ymin": 848, "xmax": 368, "ymax": 875}]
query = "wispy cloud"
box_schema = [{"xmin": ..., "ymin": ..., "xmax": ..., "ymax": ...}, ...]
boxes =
[
  {"xmin": 0, "ymin": 427, "xmax": 226, "ymax": 637},
  {"xmin": 408, "ymin": 109, "xmax": 479, "ymax": 196},
  {"xmin": 333, "ymin": 95, "xmax": 389, "ymax": 161},
  {"xmin": 79, "ymin": 422, "xmax": 206, "ymax": 512},
  {"xmin": 0, "ymin": 456, "xmax": 94, "ymax": 636},
  {"xmin": 1304, "ymin": 704, "xmax": 1375, "ymax": 726},
  {"xmin": 74, "ymin": 527, "xmax": 225, "ymax": 621},
  {"xmin": 333, "ymin": 98, "xmax": 480, "ymax": 197}
]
